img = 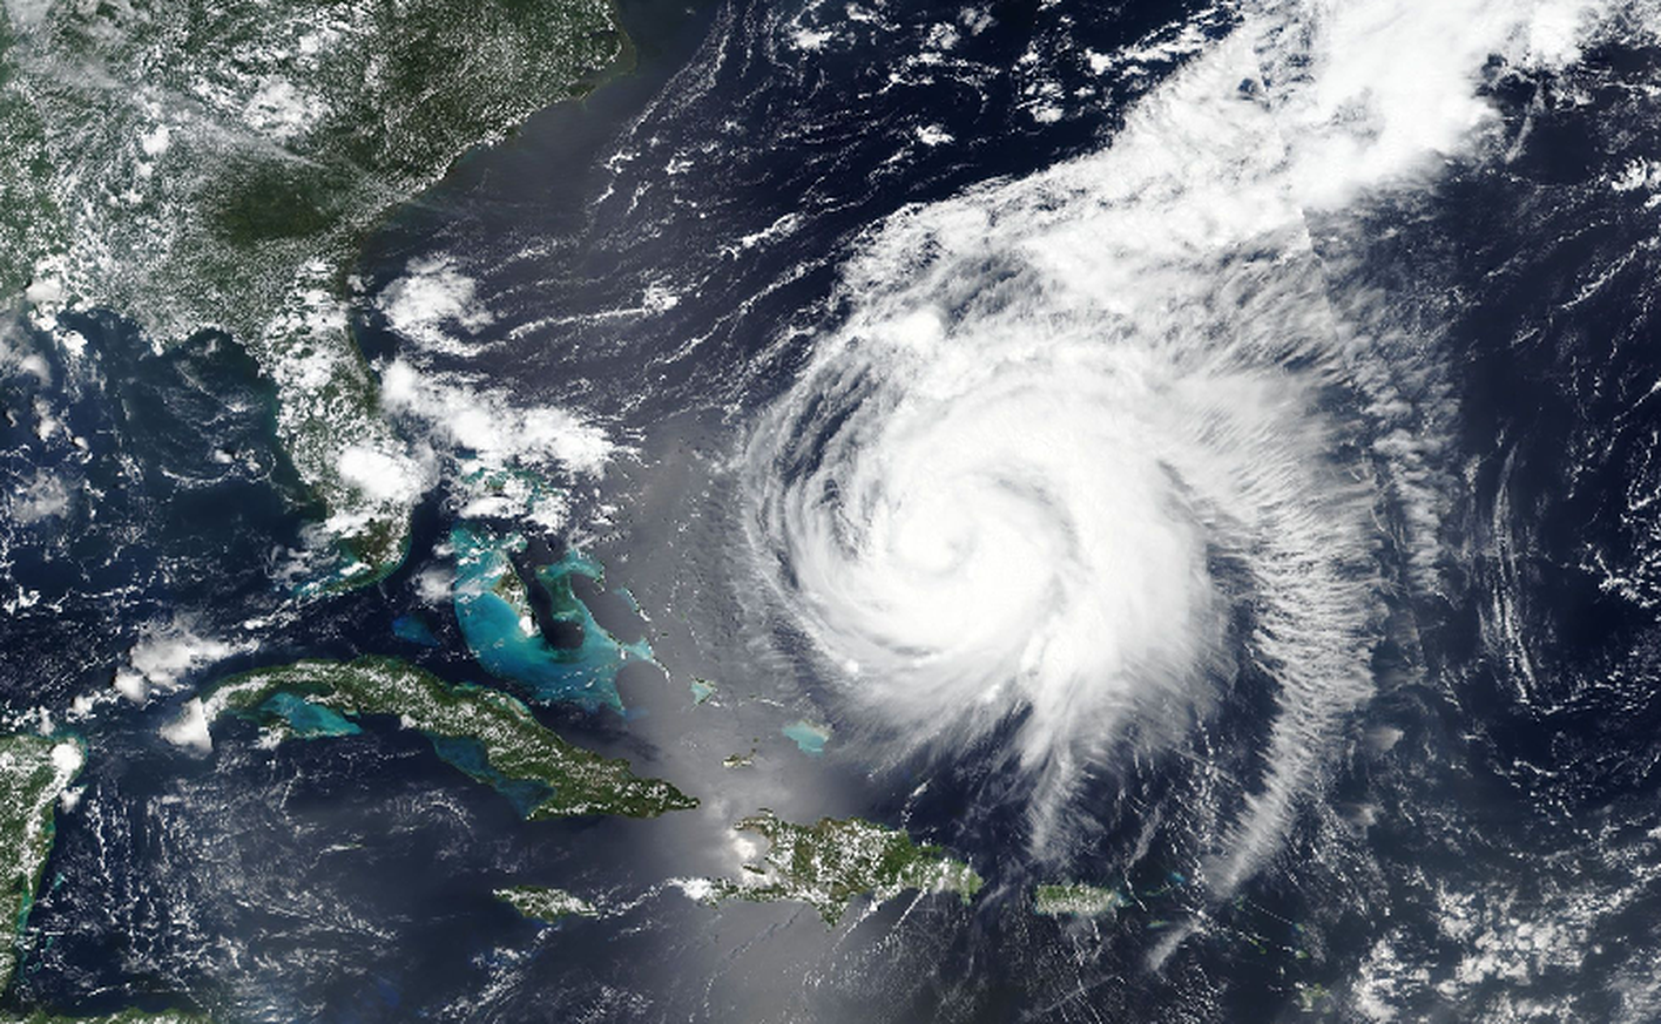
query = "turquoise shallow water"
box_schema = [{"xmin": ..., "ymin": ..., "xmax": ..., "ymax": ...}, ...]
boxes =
[
  {"xmin": 261, "ymin": 692, "xmax": 363, "ymax": 739},
  {"xmin": 450, "ymin": 523, "xmax": 652, "ymax": 712},
  {"xmin": 392, "ymin": 614, "xmax": 441, "ymax": 648},
  {"xmin": 781, "ymin": 721, "xmax": 831, "ymax": 756},
  {"xmin": 428, "ymin": 734, "xmax": 555, "ymax": 817}
]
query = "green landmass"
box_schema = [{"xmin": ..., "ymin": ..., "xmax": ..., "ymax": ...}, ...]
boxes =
[
  {"xmin": 1033, "ymin": 882, "xmax": 1126, "ymax": 918},
  {"xmin": 0, "ymin": 734, "xmax": 81, "ymax": 995},
  {"xmin": 450, "ymin": 525, "xmax": 654, "ymax": 711},
  {"xmin": 493, "ymin": 885, "xmax": 598, "ymax": 923},
  {"xmin": 0, "ymin": 0, "xmax": 627, "ymax": 586},
  {"xmin": 0, "ymin": 733, "xmax": 208, "ymax": 1022},
  {"xmin": 203, "ymin": 656, "xmax": 697, "ymax": 819},
  {"xmin": 690, "ymin": 810, "xmax": 983, "ymax": 926}
]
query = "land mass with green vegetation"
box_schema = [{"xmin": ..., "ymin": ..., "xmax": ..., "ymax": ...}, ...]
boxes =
[
  {"xmin": 1033, "ymin": 882, "xmax": 1126, "ymax": 918},
  {"xmin": 0, "ymin": 733, "xmax": 210, "ymax": 1022},
  {"xmin": 450, "ymin": 524, "xmax": 654, "ymax": 711},
  {"xmin": 0, "ymin": 734, "xmax": 81, "ymax": 999},
  {"xmin": 202, "ymin": 656, "xmax": 697, "ymax": 819},
  {"xmin": 494, "ymin": 885, "xmax": 599, "ymax": 923},
  {"xmin": 0, "ymin": 0, "xmax": 627, "ymax": 586},
  {"xmin": 687, "ymin": 811, "xmax": 983, "ymax": 926}
]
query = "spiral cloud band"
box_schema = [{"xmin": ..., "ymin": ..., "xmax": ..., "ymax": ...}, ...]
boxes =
[{"xmin": 744, "ymin": 0, "xmax": 1616, "ymax": 885}]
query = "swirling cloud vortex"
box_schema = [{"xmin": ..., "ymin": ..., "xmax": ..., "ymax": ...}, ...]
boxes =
[{"xmin": 743, "ymin": 0, "xmax": 1613, "ymax": 882}]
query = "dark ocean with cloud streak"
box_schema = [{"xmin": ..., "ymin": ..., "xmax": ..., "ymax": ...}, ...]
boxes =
[{"xmin": 11, "ymin": 0, "xmax": 1661, "ymax": 1019}]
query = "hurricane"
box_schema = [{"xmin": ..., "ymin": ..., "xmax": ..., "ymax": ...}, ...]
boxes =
[{"xmin": 742, "ymin": 0, "xmax": 1617, "ymax": 887}]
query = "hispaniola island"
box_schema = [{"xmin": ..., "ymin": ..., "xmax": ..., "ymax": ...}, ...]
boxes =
[{"xmin": 6, "ymin": 0, "xmax": 1661, "ymax": 1019}]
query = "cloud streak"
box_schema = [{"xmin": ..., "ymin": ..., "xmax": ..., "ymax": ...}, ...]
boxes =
[{"xmin": 743, "ymin": 0, "xmax": 1619, "ymax": 889}]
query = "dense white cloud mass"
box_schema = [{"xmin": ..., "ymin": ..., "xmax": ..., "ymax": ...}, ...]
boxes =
[
  {"xmin": 376, "ymin": 256, "xmax": 497, "ymax": 355},
  {"xmin": 744, "ymin": 0, "xmax": 1619, "ymax": 888}
]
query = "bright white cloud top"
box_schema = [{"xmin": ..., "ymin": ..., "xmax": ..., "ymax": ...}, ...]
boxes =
[{"xmin": 743, "ymin": 0, "xmax": 1628, "ymax": 891}]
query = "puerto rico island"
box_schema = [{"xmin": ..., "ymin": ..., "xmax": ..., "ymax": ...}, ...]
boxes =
[
  {"xmin": 493, "ymin": 886, "xmax": 600, "ymax": 924},
  {"xmin": 1032, "ymin": 882, "xmax": 1126, "ymax": 918}
]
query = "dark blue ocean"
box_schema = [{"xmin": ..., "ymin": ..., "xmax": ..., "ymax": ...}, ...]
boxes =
[{"xmin": 6, "ymin": 0, "xmax": 1661, "ymax": 1021}]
